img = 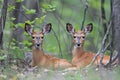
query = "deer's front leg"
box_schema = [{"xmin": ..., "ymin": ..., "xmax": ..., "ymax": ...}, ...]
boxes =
[{"xmin": 30, "ymin": 60, "xmax": 36, "ymax": 67}]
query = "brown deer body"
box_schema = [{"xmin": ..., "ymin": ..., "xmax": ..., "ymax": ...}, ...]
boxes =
[
  {"xmin": 25, "ymin": 23, "xmax": 74, "ymax": 69},
  {"xmin": 66, "ymin": 23, "xmax": 109, "ymax": 68}
]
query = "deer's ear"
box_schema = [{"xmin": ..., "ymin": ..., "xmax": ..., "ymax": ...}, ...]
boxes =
[
  {"xmin": 42, "ymin": 23, "xmax": 52, "ymax": 34},
  {"xmin": 84, "ymin": 23, "xmax": 93, "ymax": 34},
  {"xmin": 66, "ymin": 23, "xmax": 75, "ymax": 34},
  {"xmin": 25, "ymin": 23, "xmax": 34, "ymax": 35}
]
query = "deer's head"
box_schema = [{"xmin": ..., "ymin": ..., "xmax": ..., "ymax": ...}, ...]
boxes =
[
  {"xmin": 66, "ymin": 23, "xmax": 93, "ymax": 48},
  {"xmin": 25, "ymin": 23, "xmax": 52, "ymax": 49}
]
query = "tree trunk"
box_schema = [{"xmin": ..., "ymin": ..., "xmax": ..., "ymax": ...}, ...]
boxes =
[
  {"xmin": 113, "ymin": 0, "xmax": 120, "ymax": 65},
  {"xmin": 10, "ymin": 1, "xmax": 24, "ymax": 48},
  {"xmin": 0, "ymin": 0, "xmax": 8, "ymax": 49}
]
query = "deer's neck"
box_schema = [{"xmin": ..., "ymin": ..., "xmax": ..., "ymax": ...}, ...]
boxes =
[
  {"xmin": 72, "ymin": 46, "xmax": 85, "ymax": 57},
  {"xmin": 32, "ymin": 47, "xmax": 45, "ymax": 64}
]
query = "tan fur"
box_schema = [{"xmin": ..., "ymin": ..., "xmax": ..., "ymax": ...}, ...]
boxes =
[
  {"xmin": 32, "ymin": 46, "xmax": 74, "ymax": 69},
  {"xmin": 66, "ymin": 23, "xmax": 110, "ymax": 68},
  {"xmin": 72, "ymin": 46, "xmax": 109, "ymax": 68},
  {"xmin": 68, "ymin": 28, "xmax": 109, "ymax": 68},
  {"xmin": 25, "ymin": 23, "xmax": 75, "ymax": 69}
]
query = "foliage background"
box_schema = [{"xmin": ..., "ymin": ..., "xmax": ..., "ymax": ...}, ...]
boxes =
[
  {"xmin": 1, "ymin": 0, "xmax": 111, "ymax": 59},
  {"xmin": 1, "ymin": 0, "xmax": 120, "ymax": 80}
]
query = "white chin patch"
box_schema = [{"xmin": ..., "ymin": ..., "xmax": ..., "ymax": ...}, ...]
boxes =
[{"xmin": 35, "ymin": 45, "xmax": 40, "ymax": 49}]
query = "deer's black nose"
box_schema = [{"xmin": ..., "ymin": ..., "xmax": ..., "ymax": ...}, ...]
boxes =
[
  {"xmin": 77, "ymin": 44, "xmax": 80, "ymax": 46},
  {"xmin": 36, "ymin": 44, "xmax": 40, "ymax": 46}
]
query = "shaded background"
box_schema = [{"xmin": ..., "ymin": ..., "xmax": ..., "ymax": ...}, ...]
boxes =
[
  {"xmin": 1, "ymin": 0, "xmax": 120, "ymax": 80},
  {"xmin": 0, "ymin": 0, "xmax": 111, "ymax": 59}
]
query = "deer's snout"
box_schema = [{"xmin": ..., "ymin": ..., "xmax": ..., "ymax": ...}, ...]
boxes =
[{"xmin": 36, "ymin": 43, "xmax": 40, "ymax": 47}]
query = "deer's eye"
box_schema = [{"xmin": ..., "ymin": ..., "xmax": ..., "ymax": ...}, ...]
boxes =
[
  {"xmin": 82, "ymin": 36, "xmax": 85, "ymax": 39},
  {"xmin": 73, "ymin": 36, "xmax": 76, "ymax": 38},
  {"xmin": 32, "ymin": 36, "xmax": 35, "ymax": 39},
  {"xmin": 41, "ymin": 36, "xmax": 44, "ymax": 39}
]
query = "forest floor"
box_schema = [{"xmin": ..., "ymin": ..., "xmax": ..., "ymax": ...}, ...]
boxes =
[
  {"xmin": 0, "ymin": 52, "xmax": 120, "ymax": 80},
  {"xmin": 0, "ymin": 60, "xmax": 120, "ymax": 80}
]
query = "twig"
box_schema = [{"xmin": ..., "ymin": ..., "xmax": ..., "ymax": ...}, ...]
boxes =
[
  {"xmin": 109, "ymin": 0, "xmax": 113, "ymax": 22},
  {"xmin": 105, "ymin": 51, "xmax": 119, "ymax": 67},
  {"xmin": 52, "ymin": 10, "xmax": 72, "ymax": 58},
  {"xmin": 99, "ymin": 22, "xmax": 112, "ymax": 65},
  {"xmin": 52, "ymin": 28, "xmax": 63, "ymax": 58},
  {"xmin": 111, "ymin": 51, "xmax": 118, "ymax": 64},
  {"xmin": 35, "ymin": 0, "xmax": 43, "ymax": 17},
  {"xmin": 81, "ymin": 0, "xmax": 88, "ymax": 30},
  {"xmin": 99, "ymin": 41, "xmax": 111, "ymax": 66},
  {"xmin": 104, "ymin": 0, "xmax": 115, "ymax": 67},
  {"xmin": 101, "ymin": 0, "xmax": 107, "ymax": 34},
  {"xmin": 102, "ymin": 41, "xmax": 111, "ymax": 52},
  {"xmin": 36, "ymin": 0, "xmax": 40, "ymax": 12},
  {"xmin": 20, "ymin": 10, "xmax": 31, "ymax": 20},
  {"xmin": 53, "ymin": 12, "xmax": 63, "ymax": 58},
  {"xmin": 99, "ymin": 0, "xmax": 109, "ymax": 65}
]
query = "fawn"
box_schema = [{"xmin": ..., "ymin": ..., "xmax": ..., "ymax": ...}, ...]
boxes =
[
  {"xmin": 25, "ymin": 23, "xmax": 75, "ymax": 69},
  {"xmin": 66, "ymin": 23, "xmax": 110, "ymax": 68}
]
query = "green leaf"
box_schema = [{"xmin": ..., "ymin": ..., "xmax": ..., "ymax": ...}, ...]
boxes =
[
  {"xmin": 0, "ymin": 55, "xmax": 7, "ymax": 60},
  {"xmin": 89, "ymin": 0, "xmax": 101, "ymax": 9},
  {"xmin": 22, "ymin": 6, "xmax": 36, "ymax": 14},
  {"xmin": 11, "ymin": 17, "xmax": 16, "ymax": 21},
  {"xmin": 23, "ymin": 40, "xmax": 32, "ymax": 46},
  {"xmin": 34, "ymin": 15, "xmax": 46, "ymax": 24},
  {"xmin": 15, "ymin": 0, "xmax": 24, "ymax": 2},
  {"xmin": 26, "ymin": 9, "xmax": 36, "ymax": 14},
  {"xmin": 41, "ymin": 3, "xmax": 56, "ymax": 13},
  {"xmin": 15, "ymin": 23, "xmax": 25, "ymax": 28},
  {"xmin": 25, "ymin": 20, "xmax": 33, "ymax": 25},
  {"xmin": 8, "ymin": 5, "xmax": 15, "ymax": 12}
]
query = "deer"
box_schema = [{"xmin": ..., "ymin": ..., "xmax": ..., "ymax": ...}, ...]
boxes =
[
  {"xmin": 66, "ymin": 23, "xmax": 110, "ymax": 68},
  {"xmin": 25, "ymin": 23, "xmax": 76, "ymax": 69}
]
